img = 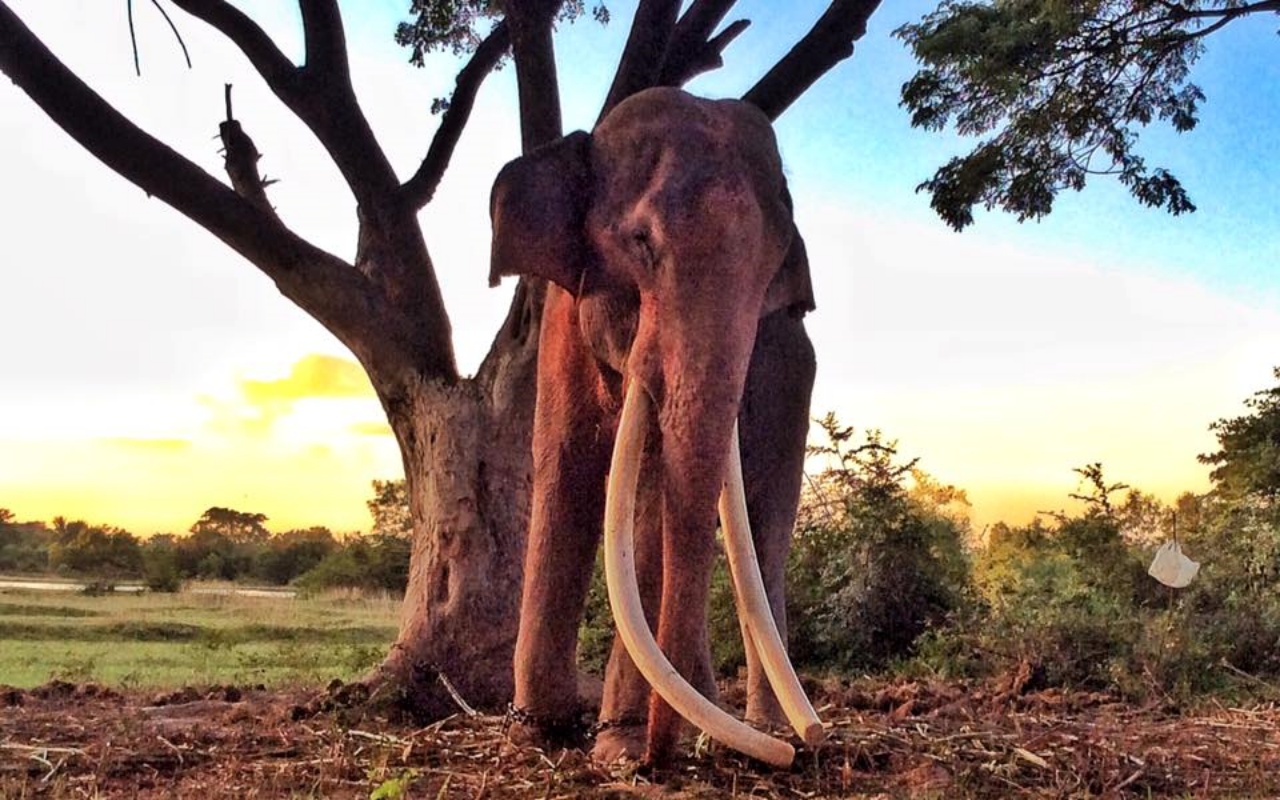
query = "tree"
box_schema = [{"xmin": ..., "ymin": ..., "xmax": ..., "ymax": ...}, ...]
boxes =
[
  {"xmin": 255, "ymin": 526, "xmax": 339, "ymax": 585},
  {"xmin": 190, "ymin": 507, "xmax": 271, "ymax": 543},
  {"xmin": 0, "ymin": 510, "xmax": 52, "ymax": 574},
  {"xmin": 0, "ymin": 0, "xmax": 883, "ymax": 717},
  {"xmin": 1191, "ymin": 368, "xmax": 1280, "ymax": 595},
  {"xmin": 366, "ymin": 479, "xmax": 412, "ymax": 539},
  {"xmin": 48, "ymin": 518, "xmax": 144, "ymax": 578},
  {"xmin": 1200, "ymin": 367, "xmax": 1280, "ymax": 504},
  {"xmin": 182, "ymin": 507, "xmax": 271, "ymax": 580},
  {"xmin": 896, "ymin": 0, "xmax": 1280, "ymax": 229}
]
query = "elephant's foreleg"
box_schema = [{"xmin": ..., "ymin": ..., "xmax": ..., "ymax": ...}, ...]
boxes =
[
  {"xmin": 737, "ymin": 311, "xmax": 816, "ymax": 727},
  {"xmin": 512, "ymin": 289, "xmax": 614, "ymax": 741}
]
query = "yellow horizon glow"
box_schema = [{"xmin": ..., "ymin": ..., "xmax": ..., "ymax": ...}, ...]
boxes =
[
  {"xmin": 0, "ymin": 354, "xmax": 403, "ymax": 536},
  {"xmin": 2, "ymin": 345, "xmax": 1259, "ymax": 538}
]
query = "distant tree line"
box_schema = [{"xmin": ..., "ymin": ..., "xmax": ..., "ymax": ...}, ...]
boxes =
[{"xmin": 0, "ymin": 482, "xmax": 413, "ymax": 594}]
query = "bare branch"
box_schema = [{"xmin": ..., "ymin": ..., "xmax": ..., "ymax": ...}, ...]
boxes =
[
  {"xmin": 402, "ymin": 22, "xmax": 511, "ymax": 210},
  {"xmin": 660, "ymin": 0, "xmax": 741, "ymax": 85},
  {"xmin": 299, "ymin": 0, "xmax": 349, "ymax": 79},
  {"xmin": 220, "ymin": 84, "xmax": 278, "ymax": 217},
  {"xmin": 671, "ymin": 0, "xmax": 737, "ymax": 46},
  {"xmin": 168, "ymin": 0, "xmax": 297, "ymax": 89},
  {"xmin": 505, "ymin": 0, "xmax": 564, "ymax": 151},
  {"xmin": 661, "ymin": 17, "xmax": 749, "ymax": 87},
  {"xmin": 743, "ymin": 0, "xmax": 883, "ymax": 121},
  {"xmin": 599, "ymin": 0, "xmax": 681, "ymax": 121}
]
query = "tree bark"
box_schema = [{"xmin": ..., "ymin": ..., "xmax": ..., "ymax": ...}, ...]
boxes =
[{"xmin": 370, "ymin": 281, "xmax": 543, "ymax": 717}]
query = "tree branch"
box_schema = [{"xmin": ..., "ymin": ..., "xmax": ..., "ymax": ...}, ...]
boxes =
[
  {"xmin": 658, "ymin": 0, "xmax": 750, "ymax": 86},
  {"xmin": 172, "ymin": 0, "xmax": 399, "ymax": 204},
  {"xmin": 0, "ymin": 2, "xmax": 425, "ymax": 383},
  {"xmin": 599, "ymin": 0, "xmax": 681, "ymax": 121},
  {"xmin": 166, "ymin": 0, "xmax": 297, "ymax": 88},
  {"xmin": 661, "ymin": 17, "xmax": 750, "ymax": 87},
  {"xmin": 402, "ymin": 22, "xmax": 511, "ymax": 210},
  {"xmin": 220, "ymin": 84, "xmax": 279, "ymax": 218},
  {"xmin": 1169, "ymin": 0, "xmax": 1280, "ymax": 21},
  {"xmin": 743, "ymin": 0, "xmax": 883, "ymax": 121},
  {"xmin": 505, "ymin": 0, "xmax": 564, "ymax": 151},
  {"xmin": 299, "ymin": 0, "xmax": 348, "ymax": 80}
]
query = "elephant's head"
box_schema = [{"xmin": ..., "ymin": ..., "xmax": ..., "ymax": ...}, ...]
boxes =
[{"xmin": 490, "ymin": 87, "xmax": 818, "ymax": 765}]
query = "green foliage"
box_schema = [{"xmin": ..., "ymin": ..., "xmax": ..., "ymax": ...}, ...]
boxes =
[
  {"xmin": 367, "ymin": 479, "xmax": 413, "ymax": 540},
  {"xmin": 254, "ymin": 527, "xmax": 339, "ymax": 585},
  {"xmin": 973, "ymin": 520, "xmax": 1146, "ymax": 688},
  {"xmin": 892, "ymin": 0, "xmax": 1277, "ymax": 228},
  {"xmin": 576, "ymin": 552, "xmax": 613, "ymax": 675},
  {"xmin": 294, "ymin": 534, "xmax": 411, "ymax": 595},
  {"xmin": 141, "ymin": 536, "xmax": 183, "ymax": 592},
  {"xmin": 395, "ymin": 1, "xmax": 607, "ymax": 66},
  {"xmin": 47, "ymin": 518, "xmax": 143, "ymax": 578},
  {"xmin": 786, "ymin": 415, "xmax": 973, "ymax": 672},
  {"xmin": 369, "ymin": 769, "xmax": 420, "ymax": 800},
  {"xmin": 1200, "ymin": 366, "xmax": 1280, "ymax": 504},
  {"xmin": 3, "ymin": 483, "xmax": 411, "ymax": 593},
  {"xmin": 0, "ymin": 511, "xmax": 53, "ymax": 573},
  {"xmin": 177, "ymin": 507, "xmax": 272, "ymax": 581},
  {"xmin": 706, "ymin": 553, "xmax": 747, "ymax": 677}
]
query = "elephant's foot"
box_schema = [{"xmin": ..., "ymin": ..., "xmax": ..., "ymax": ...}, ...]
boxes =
[
  {"xmin": 590, "ymin": 721, "xmax": 647, "ymax": 765},
  {"xmin": 504, "ymin": 704, "xmax": 589, "ymax": 751},
  {"xmin": 744, "ymin": 694, "xmax": 788, "ymax": 732}
]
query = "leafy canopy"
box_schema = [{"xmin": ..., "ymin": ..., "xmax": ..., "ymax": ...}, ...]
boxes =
[
  {"xmin": 896, "ymin": 0, "xmax": 1280, "ymax": 230},
  {"xmin": 395, "ymin": 1, "xmax": 608, "ymax": 64}
]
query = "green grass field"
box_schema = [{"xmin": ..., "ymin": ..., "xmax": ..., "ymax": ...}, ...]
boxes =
[{"xmin": 0, "ymin": 584, "xmax": 400, "ymax": 689}]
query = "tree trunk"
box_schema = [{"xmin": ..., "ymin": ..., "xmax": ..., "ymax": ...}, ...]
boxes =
[{"xmin": 368, "ymin": 280, "xmax": 544, "ymax": 718}]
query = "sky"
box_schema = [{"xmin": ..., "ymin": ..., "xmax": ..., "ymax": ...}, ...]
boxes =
[{"xmin": 1, "ymin": 1, "xmax": 1277, "ymax": 537}]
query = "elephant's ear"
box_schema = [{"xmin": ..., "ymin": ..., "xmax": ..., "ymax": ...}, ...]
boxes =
[
  {"xmin": 762, "ymin": 224, "xmax": 816, "ymax": 318},
  {"xmin": 489, "ymin": 130, "xmax": 594, "ymax": 294}
]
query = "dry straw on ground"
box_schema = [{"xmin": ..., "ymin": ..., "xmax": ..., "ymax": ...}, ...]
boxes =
[{"xmin": 1, "ymin": 677, "xmax": 1278, "ymax": 798}]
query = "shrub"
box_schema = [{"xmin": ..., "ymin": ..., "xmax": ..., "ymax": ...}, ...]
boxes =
[{"xmin": 785, "ymin": 417, "xmax": 972, "ymax": 673}]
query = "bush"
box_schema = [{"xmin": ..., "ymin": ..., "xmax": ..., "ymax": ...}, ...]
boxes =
[
  {"xmin": 294, "ymin": 533, "xmax": 410, "ymax": 595},
  {"xmin": 785, "ymin": 418, "xmax": 972, "ymax": 673},
  {"xmin": 142, "ymin": 541, "xmax": 183, "ymax": 593}
]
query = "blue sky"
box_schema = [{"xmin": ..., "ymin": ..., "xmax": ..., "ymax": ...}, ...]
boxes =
[{"xmin": 1, "ymin": 1, "xmax": 1277, "ymax": 534}]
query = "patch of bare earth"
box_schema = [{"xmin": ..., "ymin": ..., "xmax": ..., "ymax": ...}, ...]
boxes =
[{"xmin": 1, "ymin": 677, "xmax": 1278, "ymax": 798}]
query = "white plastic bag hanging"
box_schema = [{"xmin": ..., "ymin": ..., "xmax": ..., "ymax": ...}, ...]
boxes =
[{"xmin": 1148, "ymin": 541, "xmax": 1200, "ymax": 588}]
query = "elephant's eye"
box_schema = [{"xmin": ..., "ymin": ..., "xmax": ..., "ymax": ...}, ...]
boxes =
[{"xmin": 630, "ymin": 228, "xmax": 658, "ymax": 272}]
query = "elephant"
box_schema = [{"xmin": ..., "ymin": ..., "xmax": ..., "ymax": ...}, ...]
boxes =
[{"xmin": 489, "ymin": 87, "xmax": 819, "ymax": 766}]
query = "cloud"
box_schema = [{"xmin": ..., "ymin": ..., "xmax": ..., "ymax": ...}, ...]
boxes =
[
  {"xmin": 200, "ymin": 354, "xmax": 379, "ymax": 439},
  {"xmin": 797, "ymin": 201, "xmax": 1280, "ymax": 530},
  {"xmin": 239, "ymin": 354, "xmax": 375, "ymax": 405},
  {"xmin": 98, "ymin": 438, "xmax": 193, "ymax": 455}
]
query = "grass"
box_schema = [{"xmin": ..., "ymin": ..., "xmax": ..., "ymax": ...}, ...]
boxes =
[{"xmin": 0, "ymin": 584, "xmax": 400, "ymax": 689}]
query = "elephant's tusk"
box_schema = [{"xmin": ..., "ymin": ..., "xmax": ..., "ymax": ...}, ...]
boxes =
[
  {"xmin": 718, "ymin": 423, "xmax": 824, "ymax": 746},
  {"xmin": 603, "ymin": 380, "xmax": 795, "ymax": 768}
]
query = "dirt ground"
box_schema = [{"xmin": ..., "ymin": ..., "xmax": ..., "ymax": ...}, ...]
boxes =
[{"xmin": 2, "ymin": 676, "xmax": 1278, "ymax": 798}]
